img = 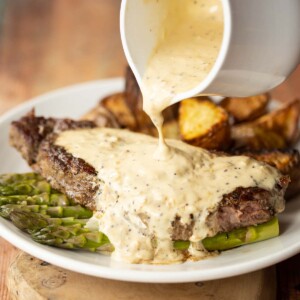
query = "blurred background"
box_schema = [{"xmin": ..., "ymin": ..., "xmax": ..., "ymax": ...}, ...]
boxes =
[
  {"xmin": 0, "ymin": 1, "xmax": 299, "ymax": 299},
  {"xmin": 0, "ymin": 0, "xmax": 127, "ymax": 115}
]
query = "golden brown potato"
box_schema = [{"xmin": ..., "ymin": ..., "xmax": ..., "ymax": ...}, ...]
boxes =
[
  {"xmin": 231, "ymin": 126, "xmax": 287, "ymax": 150},
  {"xmin": 231, "ymin": 99, "xmax": 300, "ymax": 150},
  {"xmin": 81, "ymin": 92, "xmax": 138, "ymax": 130},
  {"xmin": 179, "ymin": 97, "xmax": 230, "ymax": 150},
  {"xmin": 255, "ymin": 99, "xmax": 300, "ymax": 145},
  {"xmin": 81, "ymin": 103, "xmax": 120, "ymax": 128},
  {"xmin": 220, "ymin": 93, "xmax": 270, "ymax": 123},
  {"xmin": 100, "ymin": 92, "xmax": 138, "ymax": 130}
]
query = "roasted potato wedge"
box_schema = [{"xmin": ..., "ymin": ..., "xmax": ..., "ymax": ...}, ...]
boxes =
[
  {"xmin": 81, "ymin": 103, "xmax": 120, "ymax": 128},
  {"xmin": 100, "ymin": 92, "xmax": 138, "ymax": 130},
  {"xmin": 232, "ymin": 100, "xmax": 300, "ymax": 150},
  {"xmin": 179, "ymin": 97, "xmax": 230, "ymax": 150},
  {"xmin": 81, "ymin": 92, "xmax": 138, "ymax": 130},
  {"xmin": 220, "ymin": 93, "xmax": 269, "ymax": 123},
  {"xmin": 231, "ymin": 126, "xmax": 287, "ymax": 150},
  {"xmin": 256, "ymin": 99, "xmax": 300, "ymax": 145}
]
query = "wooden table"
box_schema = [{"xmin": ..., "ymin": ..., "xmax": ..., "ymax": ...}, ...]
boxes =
[{"xmin": 0, "ymin": 1, "xmax": 299, "ymax": 299}]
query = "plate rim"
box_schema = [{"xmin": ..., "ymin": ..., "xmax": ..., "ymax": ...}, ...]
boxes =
[{"xmin": 0, "ymin": 78, "xmax": 299, "ymax": 283}]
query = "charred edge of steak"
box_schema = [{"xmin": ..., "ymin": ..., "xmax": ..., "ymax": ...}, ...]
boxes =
[
  {"xmin": 172, "ymin": 177, "xmax": 289, "ymax": 241},
  {"xmin": 35, "ymin": 136, "xmax": 99, "ymax": 210},
  {"xmin": 208, "ymin": 177, "xmax": 289, "ymax": 234},
  {"xmin": 9, "ymin": 110, "xmax": 96, "ymax": 165}
]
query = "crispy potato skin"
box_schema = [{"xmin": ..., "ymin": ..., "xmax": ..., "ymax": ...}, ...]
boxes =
[
  {"xmin": 231, "ymin": 100, "xmax": 300, "ymax": 150},
  {"xmin": 179, "ymin": 97, "xmax": 230, "ymax": 150},
  {"xmin": 81, "ymin": 92, "xmax": 137, "ymax": 130},
  {"xmin": 220, "ymin": 93, "xmax": 270, "ymax": 123},
  {"xmin": 100, "ymin": 93, "xmax": 138, "ymax": 130},
  {"xmin": 81, "ymin": 104, "xmax": 120, "ymax": 129},
  {"xmin": 231, "ymin": 126, "xmax": 287, "ymax": 150},
  {"xmin": 256, "ymin": 99, "xmax": 300, "ymax": 145}
]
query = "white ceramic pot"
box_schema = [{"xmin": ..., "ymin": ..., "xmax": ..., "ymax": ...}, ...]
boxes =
[{"xmin": 120, "ymin": 0, "xmax": 300, "ymax": 99}]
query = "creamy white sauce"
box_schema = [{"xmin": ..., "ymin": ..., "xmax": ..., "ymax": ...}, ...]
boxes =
[
  {"xmin": 55, "ymin": 128, "xmax": 281, "ymax": 263},
  {"xmin": 54, "ymin": 0, "xmax": 282, "ymax": 264},
  {"xmin": 141, "ymin": 0, "xmax": 224, "ymax": 153}
]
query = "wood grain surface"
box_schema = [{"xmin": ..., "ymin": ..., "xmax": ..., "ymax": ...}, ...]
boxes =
[
  {"xmin": 6, "ymin": 252, "xmax": 276, "ymax": 300},
  {"xmin": 0, "ymin": 1, "xmax": 299, "ymax": 299}
]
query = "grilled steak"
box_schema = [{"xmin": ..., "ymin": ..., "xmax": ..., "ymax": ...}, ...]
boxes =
[{"xmin": 10, "ymin": 112, "xmax": 289, "ymax": 240}]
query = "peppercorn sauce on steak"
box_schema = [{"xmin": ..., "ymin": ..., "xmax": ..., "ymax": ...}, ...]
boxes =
[{"xmin": 10, "ymin": 112, "xmax": 289, "ymax": 263}]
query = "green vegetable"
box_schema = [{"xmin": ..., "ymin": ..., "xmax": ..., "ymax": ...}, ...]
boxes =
[
  {"xmin": 9, "ymin": 209, "xmax": 109, "ymax": 251},
  {"xmin": 202, "ymin": 217, "xmax": 279, "ymax": 251},
  {"xmin": 174, "ymin": 218, "xmax": 279, "ymax": 251},
  {"xmin": 0, "ymin": 173, "xmax": 75, "ymax": 206},
  {"xmin": 0, "ymin": 204, "xmax": 92, "ymax": 219}
]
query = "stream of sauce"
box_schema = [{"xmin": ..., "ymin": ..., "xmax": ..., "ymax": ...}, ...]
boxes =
[
  {"xmin": 54, "ymin": 0, "xmax": 282, "ymax": 263},
  {"xmin": 142, "ymin": 0, "xmax": 224, "ymax": 155}
]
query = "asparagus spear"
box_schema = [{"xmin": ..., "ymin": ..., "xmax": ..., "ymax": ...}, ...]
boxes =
[
  {"xmin": 9, "ymin": 209, "xmax": 111, "ymax": 251},
  {"xmin": 202, "ymin": 217, "xmax": 279, "ymax": 251},
  {"xmin": 0, "ymin": 173, "xmax": 50, "ymax": 196},
  {"xmin": 174, "ymin": 217, "xmax": 279, "ymax": 251},
  {"xmin": 0, "ymin": 204, "xmax": 93, "ymax": 219},
  {"xmin": 0, "ymin": 173, "xmax": 75, "ymax": 206}
]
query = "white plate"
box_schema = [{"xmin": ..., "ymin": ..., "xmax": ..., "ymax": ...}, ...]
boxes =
[{"xmin": 0, "ymin": 78, "xmax": 299, "ymax": 283}]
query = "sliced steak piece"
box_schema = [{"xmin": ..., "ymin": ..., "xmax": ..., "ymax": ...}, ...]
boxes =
[{"xmin": 10, "ymin": 112, "xmax": 289, "ymax": 239}]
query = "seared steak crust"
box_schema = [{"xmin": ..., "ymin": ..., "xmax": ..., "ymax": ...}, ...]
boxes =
[
  {"xmin": 10, "ymin": 110, "xmax": 96, "ymax": 165},
  {"xmin": 172, "ymin": 181, "xmax": 288, "ymax": 240},
  {"xmin": 208, "ymin": 183, "xmax": 287, "ymax": 235},
  {"xmin": 36, "ymin": 138, "xmax": 99, "ymax": 210},
  {"xmin": 9, "ymin": 111, "xmax": 99, "ymax": 210},
  {"xmin": 10, "ymin": 112, "xmax": 289, "ymax": 240}
]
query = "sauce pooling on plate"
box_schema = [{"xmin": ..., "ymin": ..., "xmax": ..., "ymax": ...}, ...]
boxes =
[{"xmin": 54, "ymin": 0, "xmax": 283, "ymax": 263}]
